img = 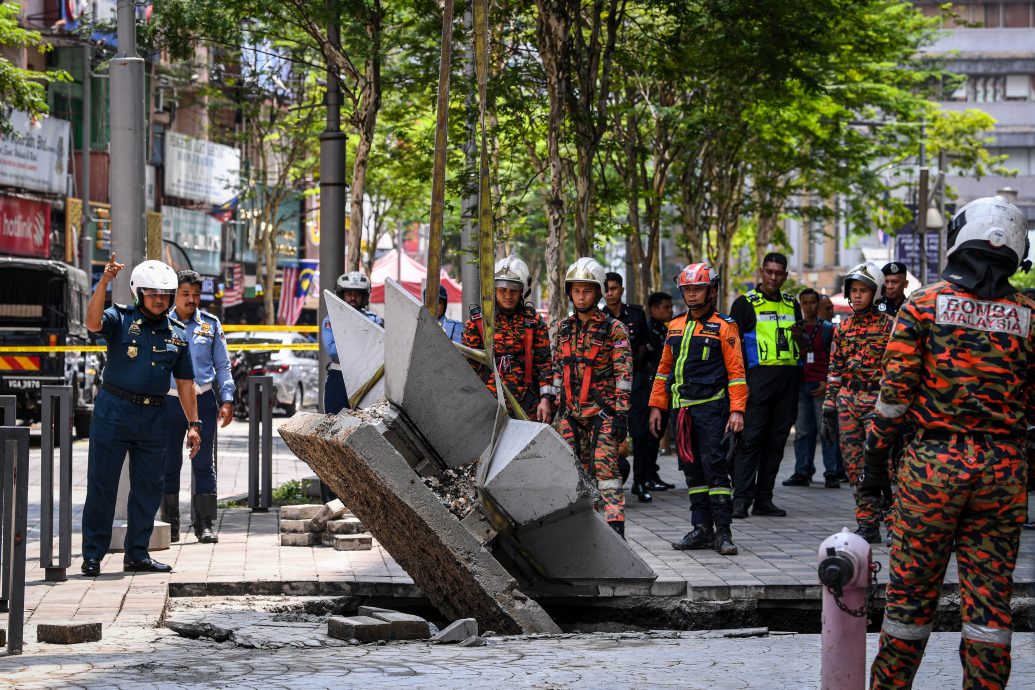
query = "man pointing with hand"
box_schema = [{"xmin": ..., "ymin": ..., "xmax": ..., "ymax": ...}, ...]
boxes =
[{"xmin": 80, "ymin": 253, "xmax": 201, "ymax": 577}]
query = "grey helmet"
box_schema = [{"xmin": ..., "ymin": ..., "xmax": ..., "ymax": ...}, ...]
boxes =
[
  {"xmin": 946, "ymin": 196, "xmax": 1031, "ymax": 272},
  {"xmin": 335, "ymin": 271, "xmax": 371, "ymax": 295}
]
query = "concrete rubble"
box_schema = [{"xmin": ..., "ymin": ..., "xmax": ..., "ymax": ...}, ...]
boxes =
[
  {"xmin": 279, "ymin": 282, "xmax": 656, "ymax": 634},
  {"xmin": 278, "ymin": 501, "xmax": 371, "ymax": 551},
  {"xmin": 431, "ymin": 618, "xmax": 479, "ymax": 644}
]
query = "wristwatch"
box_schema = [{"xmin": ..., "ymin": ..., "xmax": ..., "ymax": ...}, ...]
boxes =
[{"xmin": 187, "ymin": 420, "xmax": 203, "ymax": 429}]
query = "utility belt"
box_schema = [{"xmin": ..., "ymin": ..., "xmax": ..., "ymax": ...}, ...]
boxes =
[
  {"xmin": 328, "ymin": 363, "xmax": 342, "ymax": 372},
  {"xmin": 102, "ymin": 382, "xmax": 165, "ymax": 407},
  {"xmin": 167, "ymin": 382, "xmax": 213, "ymax": 397},
  {"xmin": 844, "ymin": 380, "xmax": 881, "ymax": 393}
]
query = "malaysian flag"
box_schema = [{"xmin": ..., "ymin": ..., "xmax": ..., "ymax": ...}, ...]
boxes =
[
  {"xmin": 223, "ymin": 263, "xmax": 244, "ymax": 308},
  {"xmin": 276, "ymin": 260, "xmax": 317, "ymax": 326}
]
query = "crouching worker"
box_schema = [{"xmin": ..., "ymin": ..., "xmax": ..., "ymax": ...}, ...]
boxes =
[{"xmin": 649, "ymin": 263, "xmax": 747, "ymax": 556}]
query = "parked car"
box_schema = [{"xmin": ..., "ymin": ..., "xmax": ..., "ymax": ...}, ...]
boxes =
[{"xmin": 224, "ymin": 331, "xmax": 319, "ymax": 416}]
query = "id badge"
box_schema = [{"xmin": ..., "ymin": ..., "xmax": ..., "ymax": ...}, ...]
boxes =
[{"xmin": 806, "ymin": 352, "xmax": 815, "ymax": 364}]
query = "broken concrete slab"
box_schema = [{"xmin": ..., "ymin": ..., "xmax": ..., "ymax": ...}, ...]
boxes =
[
  {"xmin": 327, "ymin": 616, "xmax": 391, "ymax": 644},
  {"xmin": 459, "ymin": 635, "xmax": 486, "ymax": 647},
  {"xmin": 309, "ymin": 499, "xmax": 347, "ymax": 531},
  {"xmin": 431, "ymin": 618, "xmax": 478, "ymax": 644},
  {"xmin": 382, "ymin": 278, "xmax": 500, "ymax": 468},
  {"xmin": 325, "ymin": 517, "xmax": 364, "ymax": 534},
  {"xmin": 280, "ymin": 505, "xmax": 325, "ymax": 521},
  {"xmin": 279, "ymin": 519, "xmax": 318, "ymax": 533},
  {"xmin": 325, "ymin": 289, "xmax": 385, "ymax": 409},
  {"xmin": 320, "ymin": 533, "xmax": 373, "ymax": 551},
  {"xmin": 279, "ymin": 413, "xmax": 560, "ymax": 636},
  {"xmin": 36, "ymin": 621, "xmax": 102, "ymax": 644},
  {"xmin": 280, "ymin": 533, "xmax": 316, "ymax": 547}
]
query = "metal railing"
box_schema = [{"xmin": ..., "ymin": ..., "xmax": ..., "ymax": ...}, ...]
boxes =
[
  {"xmin": 39, "ymin": 386, "xmax": 73, "ymax": 582},
  {"xmin": 247, "ymin": 376, "xmax": 273, "ymax": 512},
  {"xmin": 0, "ymin": 425, "xmax": 29, "ymax": 655}
]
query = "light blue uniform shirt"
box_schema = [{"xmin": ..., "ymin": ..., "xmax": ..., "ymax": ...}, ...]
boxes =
[
  {"xmin": 438, "ymin": 315, "xmax": 464, "ymax": 344},
  {"xmin": 168, "ymin": 308, "xmax": 235, "ymax": 403},
  {"xmin": 321, "ymin": 310, "xmax": 385, "ymax": 364}
]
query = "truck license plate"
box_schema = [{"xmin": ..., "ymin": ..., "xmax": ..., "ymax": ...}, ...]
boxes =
[{"xmin": 4, "ymin": 378, "xmax": 40, "ymax": 390}]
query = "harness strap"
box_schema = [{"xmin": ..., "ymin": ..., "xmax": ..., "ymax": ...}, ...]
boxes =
[{"xmin": 523, "ymin": 318, "xmax": 534, "ymax": 385}]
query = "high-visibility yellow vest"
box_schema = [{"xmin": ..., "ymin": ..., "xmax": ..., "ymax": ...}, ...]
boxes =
[{"xmin": 742, "ymin": 289, "xmax": 798, "ymax": 367}]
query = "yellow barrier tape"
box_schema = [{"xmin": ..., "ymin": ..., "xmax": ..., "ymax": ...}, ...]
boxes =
[
  {"xmin": 0, "ymin": 343, "xmax": 319, "ymax": 353},
  {"xmin": 222, "ymin": 324, "xmax": 318, "ymax": 333}
]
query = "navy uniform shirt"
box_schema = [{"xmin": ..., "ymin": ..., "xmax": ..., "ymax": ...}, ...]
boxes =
[
  {"xmin": 99, "ymin": 304, "xmax": 194, "ymax": 396},
  {"xmin": 875, "ymin": 296, "xmax": 904, "ymax": 318},
  {"xmin": 168, "ymin": 308, "xmax": 235, "ymax": 403}
]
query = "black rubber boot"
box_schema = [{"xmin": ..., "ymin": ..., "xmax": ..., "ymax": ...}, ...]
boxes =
[
  {"xmin": 161, "ymin": 493, "xmax": 180, "ymax": 542},
  {"xmin": 194, "ymin": 494, "xmax": 220, "ymax": 544},
  {"xmin": 672, "ymin": 525, "xmax": 714, "ymax": 550},
  {"xmin": 714, "ymin": 525, "xmax": 738, "ymax": 556},
  {"xmin": 609, "ymin": 521, "xmax": 626, "ymax": 539},
  {"xmin": 855, "ymin": 523, "xmax": 882, "ymax": 544}
]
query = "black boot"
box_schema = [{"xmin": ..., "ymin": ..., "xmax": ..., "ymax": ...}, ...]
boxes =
[
  {"xmin": 194, "ymin": 494, "xmax": 219, "ymax": 544},
  {"xmin": 751, "ymin": 499, "xmax": 787, "ymax": 517},
  {"xmin": 854, "ymin": 523, "xmax": 881, "ymax": 544},
  {"xmin": 713, "ymin": 525, "xmax": 738, "ymax": 556},
  {"xmin": 672, "ymin": 525, "xmax": 714, "ymax": 550},
  {"xmin": 732, "ymin": 500, "xmax": 750, "ymax": 520},
  {"xmin": 161, "ymin": 493, "xmax": 180, "ymax": 542},
  {"xmin": 609, "ymin": 521, "xmax": 626, "ymax": 539},
  {"xmin": 649, "ymin": 473, "xmax": 675, "ymax": 490},
  {"xmin": 631, "ymin": 483, "xmax": 653, "ymax": 503}
]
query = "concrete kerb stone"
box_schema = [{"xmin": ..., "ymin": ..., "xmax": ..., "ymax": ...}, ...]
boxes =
[
  {"xmin": 279, "ymin": 505, "xmax": 325, "ymax": 521},
  {"xmin": 36, "ymin": 621, "xmax": 103, "ymax": 644},
  {"xmin": 326, "ymin": 518, "xmax": 365, "ymax": 534},
  {"xmin": 280, "ymin": 533, "xmax": 317, "ymax": 547},
  {"xmin": 363, "ymin": 610, "xmax": 431, "ymax": 640},
  {"xmin": 278, "ymin": 412, "xmax": 560, "ymax": 636},
  {"xmin": 280, "ymin": 519, "xmax": 318, "ymax": 533},
  {"xmin": 327, "ymin": 615, "xmax": 392, "ymax": 643},
  {"xmin": 309, "ymin": 499, "xmax": 347, "ymax": 531}
]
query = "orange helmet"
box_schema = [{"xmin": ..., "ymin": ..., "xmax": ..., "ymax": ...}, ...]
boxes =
[{"xmin": 676, "ymin": 262, "xmax": 718, "ymax": 288}]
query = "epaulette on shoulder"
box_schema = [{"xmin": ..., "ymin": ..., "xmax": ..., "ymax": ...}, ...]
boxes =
[
  {"xmin": 782, "ymin": 291, "xmax": 796, "ymax": 303},
  {"xmin": 745, "ymin": 291, "xmax": 764, "ymax": 304},
  {"xmin": 198, "ymin": 309, "xmax": 220, "ymax": 324},
  {"xmin": 717, "ymin": 312, "xmax": 736, "ymax": 324},
  {"xmin": 168, "ymin": 316, "xmax": 185, "ymax": 329}
]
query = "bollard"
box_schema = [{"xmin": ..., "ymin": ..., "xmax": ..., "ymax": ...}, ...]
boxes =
[
  {"xmin": 818, "ymin": 527, "xmax": 877, "ymax": 690},
  {"xmin": 40, "ymin": 386, "xmax": 74, "ymax": 582},
  {"xmin": 248, "ymin": 376, "xmax": 273, "ymax": 511},
  {"xmin": 0, "ymin": 425, "xmax": 29, "ymax": 654},
  {"xmin": 0, "ymin": 396, "xmax": 12, "ymax": 612}
]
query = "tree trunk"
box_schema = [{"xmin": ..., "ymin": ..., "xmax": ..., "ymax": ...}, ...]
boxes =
[{"xmin": 347, "ymin": 7, "xmax": 383, "ymax": 272}]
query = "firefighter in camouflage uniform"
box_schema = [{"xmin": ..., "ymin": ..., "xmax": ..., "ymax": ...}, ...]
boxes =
[
  {"xmin": 821, "ymin": 261, "xmax": 893, "ymax": 544},
  {"xmin": 463, "ymin": 256, "xmax": 552, "ymax": 421},
  {"xmin": 549, "ymin": 257, "xmax": 633, "ymax": 536},
  {"xmin": 864, "ymin": 196, "xmax": 1035, "ymax": 690}
]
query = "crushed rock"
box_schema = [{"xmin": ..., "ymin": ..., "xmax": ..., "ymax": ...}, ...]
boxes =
[{"xmin": 421, "ymin": 462, "xmax": 478, "ymax": 519}]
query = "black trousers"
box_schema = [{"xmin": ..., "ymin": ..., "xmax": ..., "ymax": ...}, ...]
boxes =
[
  {"xmin": 733, "ymin": 366, "xmax": 800, "ymax": 505},
  {"xmin": 631, "ymin": 411, "xmax": 667, "ymax": 485}
]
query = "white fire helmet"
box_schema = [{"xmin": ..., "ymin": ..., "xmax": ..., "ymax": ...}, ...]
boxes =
[
  {"xmin": 564, "ymin": 257, "xmax": 606, "ymax": 294},
  {"xmin": 842, "ymin": 261, "xmax": 884, "ymax": 299},
  {"xmin": 129, "ymin": 260, "xmax": 178, "ymax": 306},
  {"xmin": 336, "ymin": 271, "xmax": 371, "ymax": 294},
  {"xmin": 946, "ymin": 195, "xmax": 1031, "ymax": 272},
  {"xmin": 494, "ymin": 256, "xmax": 531, "ymax": 297}
]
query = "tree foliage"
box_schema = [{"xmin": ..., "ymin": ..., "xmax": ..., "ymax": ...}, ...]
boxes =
[{"xmin": 0, "ymin": 3, "xmax": 70, "ymax": 134}]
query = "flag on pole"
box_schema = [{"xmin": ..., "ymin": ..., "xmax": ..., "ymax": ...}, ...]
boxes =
[
  {"xmin": 222, "ymin": 263, "xmax": 244, "ymax": 308},
  {"xmin": 276, "ymin": 260, "xmax": 317, "ymax": 326}
]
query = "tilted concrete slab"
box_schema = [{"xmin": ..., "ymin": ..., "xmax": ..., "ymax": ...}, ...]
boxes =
[
  {"xmin": 382, "ymin": 279, "xmax": 500, "ymax": 467},
  {"xmin": 278, "ymin": 411, "xmax": 561, "ymax": 635},
  {"xmin": 324, "ymin": 289, "xmax": 385, "ymax": 409}
]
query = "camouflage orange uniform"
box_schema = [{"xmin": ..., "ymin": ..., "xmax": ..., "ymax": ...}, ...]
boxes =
[
  {"xmin": 551, "ymin": 309, "xmax": 632, "ymax": 524},
  {"xmin": 462, "ymin": 305, "xmax": 551, "ymax": 419},
  {"xmin": 823, "ymin": 308, "xmax": 892, "ymax": 532},
  {"xmin": 867, "ymin": 282, "xmax": 1035, "ymax": 690}
]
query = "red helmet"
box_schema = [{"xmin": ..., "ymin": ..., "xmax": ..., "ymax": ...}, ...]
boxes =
[{"xmin": 677, "ymin": 263, "xmax": 718, "ymax": 287}]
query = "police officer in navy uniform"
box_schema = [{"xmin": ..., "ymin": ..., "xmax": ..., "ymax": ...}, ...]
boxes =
[
  {"xmin": 162, "ymin": 270, "xmax": 235, "ymax": 545},
  {"xmin": 81, "ymin": 254, "xmax": 201, "ymax": 577},
  {"xmin": 876, "ymin": 262, "xmax": 908, "ymax": 317}
]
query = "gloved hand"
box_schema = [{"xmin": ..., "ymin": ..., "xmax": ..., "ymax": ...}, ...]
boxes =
[
  {"xmin": 820, "ymin": 409, "xmax": 839, "ymax": 446},
  {"xmin": 610, "ymin": 414, "xmax": 629, "ymax": 441},
  {"xmin": 721, "ymin": 431, "xmax": 741, "ymax": 474},
  {"xmin": 858, "ymin": 433, "xmax": 891, "ymax": 500}
]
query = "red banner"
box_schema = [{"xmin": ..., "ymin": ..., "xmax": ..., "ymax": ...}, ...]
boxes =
[{"xmin": 0, "ymin": 195, "xmax": 50, "ymax": 258}]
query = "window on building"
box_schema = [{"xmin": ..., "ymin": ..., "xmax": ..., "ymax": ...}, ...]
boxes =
[
  {"xmin": 1005, "ymin": 74, "xmax": 1033, "ymax": 100},
  {"xmin": 1004, "ymin": 1, "xmax": 1033, "ymax": 26}
]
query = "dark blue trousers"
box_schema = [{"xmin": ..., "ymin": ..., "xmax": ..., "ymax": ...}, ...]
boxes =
[
  {"xmin": 321, "ymin": 371, "xmax": 349, "ymax": 503},
  {"xmin": 81, "ymin": 390, "xmax": 168, "ymax": 562},
  {"xmin": 163, "ymin": 389, "xmax": 218, "ymax": 495}
]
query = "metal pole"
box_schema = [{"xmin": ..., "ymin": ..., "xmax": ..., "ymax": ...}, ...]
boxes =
[
  {"xmin": 0, "ymin": 397, "xmax": 11, "ymax": 615},
  {"xmin": 0, "ymin": 426, "xmax": 29, "ymax": 655},
  {"xmin": 79, "ymin": 43, "xmax": 93, "ymax": 274},
  {"xmin": 460, "ymin": 6, "xmax": 480, "ymax": 315},
  {"xmin": 109, "ymin": 0, "xmax": 146, "ymax": 304},
  {"xmin": 917, "ymin": 167, "xmax": 929, "ymax": 285},
  {"xmin": 937, "ymin": 150, "xmax": 947, "ymax": 274},
  {"xmin": 248, "ymin": 376, "xmax": 259, "ymax": 509},
  {"xmin": 318, "ymin": 0, "xmax": 347, "ymax": 413},
  {"xmin": 40, "ymin": 387, "xmax": 73, "ymax": 582},
  {"xmin": 261, "ymin": 378, "xmax": 272, "ymax": 511},
  {"xmin": 248, "ymin": 376, "xmax": 273, "ymax": 511}
]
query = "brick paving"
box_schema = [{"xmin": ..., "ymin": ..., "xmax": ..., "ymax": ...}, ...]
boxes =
[{"xmin": 12, "ymin": 415, "xmax": 1035, "ymax": 635}]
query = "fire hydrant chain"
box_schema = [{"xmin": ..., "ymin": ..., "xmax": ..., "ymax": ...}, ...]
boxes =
[{"xmin": 829, "ymin": 561, "xmax": 882, "ymax": 621}]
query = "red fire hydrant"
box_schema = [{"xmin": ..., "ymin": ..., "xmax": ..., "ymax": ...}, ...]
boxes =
[{"xmin": 817, "ymin": 527, "xmax": 876, "ymax": 690}]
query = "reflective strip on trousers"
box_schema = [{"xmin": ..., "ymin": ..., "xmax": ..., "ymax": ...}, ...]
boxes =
[
  {"xmin": 598, "ymin": 479, "xmax": 623, "ymax": 491},
  {"xmin": 709, "ymin": 487, "xmax": 732, "ymax": 496},
  {"xmin": 875, "ymin": 394, "xmax": 907, "ymax": 418},
  {"xmin": 882, "ymin": 618, "xmax": 933, "ymax": 641},
  {"xmin": 962, "ymin": 622, "xmax": 1012, "ymax": 646},
  {"xmin": 688, "ymin": 486, "xmax": 709, "ymax": 496}
]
